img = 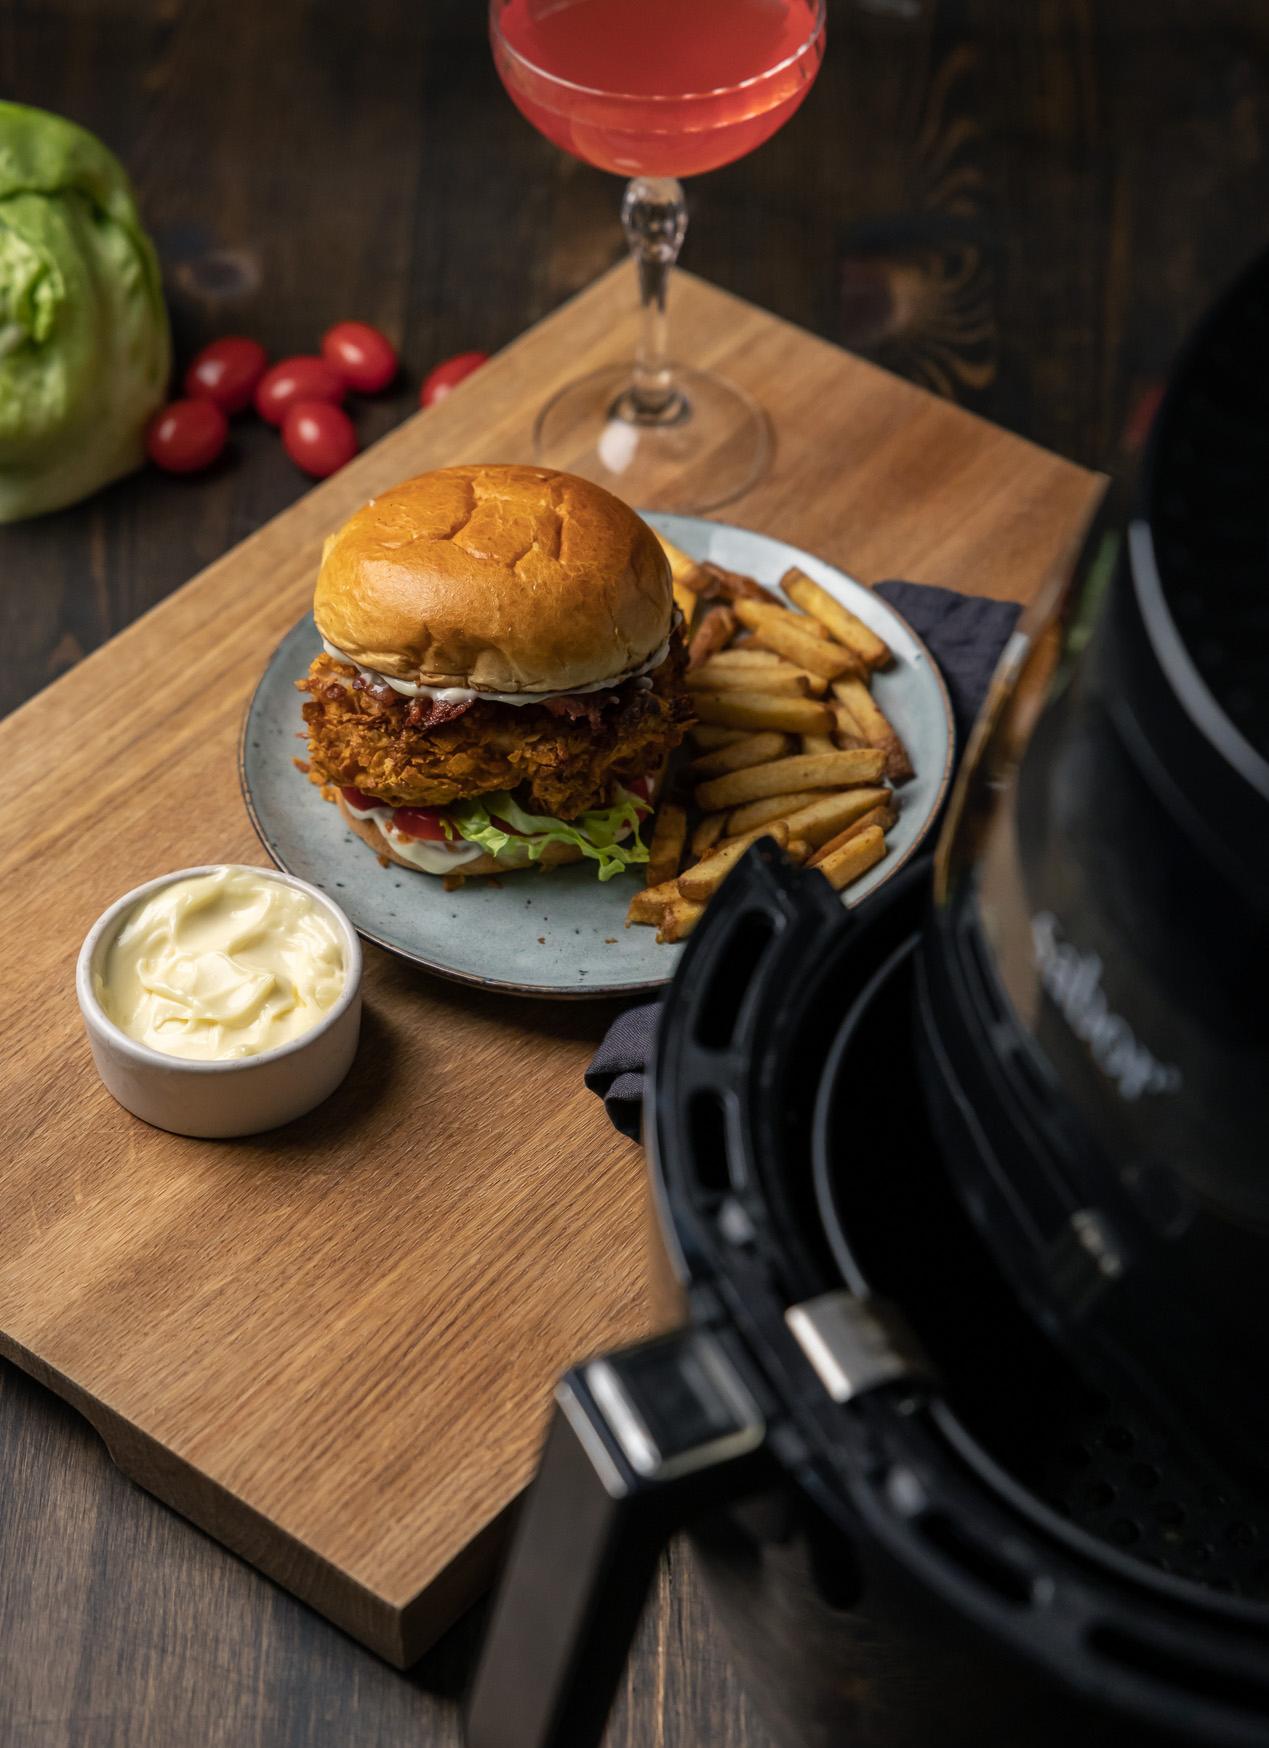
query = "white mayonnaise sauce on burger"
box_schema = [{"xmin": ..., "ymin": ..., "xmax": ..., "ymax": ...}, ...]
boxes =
[{"xmin": 342, "ymin": 794, "xmax": 485, "ymax": 873}]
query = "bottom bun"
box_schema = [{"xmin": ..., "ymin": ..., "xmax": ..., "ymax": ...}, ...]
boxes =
[{"xmin": 337, "ymin": 794, "xmax": 587, "ymax": 878}]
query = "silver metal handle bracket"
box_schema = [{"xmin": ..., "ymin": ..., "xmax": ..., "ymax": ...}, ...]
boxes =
[{"xmin": 785, "ymin": 1291, "xmax": 929, "ymax": 1404}]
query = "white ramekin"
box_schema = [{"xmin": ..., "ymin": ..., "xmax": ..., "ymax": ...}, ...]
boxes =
[{"xmin": 76, "ymin": 864, "xmax": 363, "ymax": 1139}]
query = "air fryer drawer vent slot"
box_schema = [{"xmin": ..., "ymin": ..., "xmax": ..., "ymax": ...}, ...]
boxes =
[
  {"xmin": 694, "ymin": 909, "xmax": 777, "ymax": 1051},
  {"xmin": 919, "ymin": 1511, "xmax": 1037, "ymax": 1606},
  {"xmin": 688, "ymin": 1092, "xmax": 732, "ymax": 1197},
  {"xmin": 1088, "ymin": 1622, "xmax": 1269, "ymax": 1715}
]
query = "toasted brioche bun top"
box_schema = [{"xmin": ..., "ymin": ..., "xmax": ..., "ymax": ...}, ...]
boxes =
[{"xmin": 313, "ymin": 463, "xmax": 673, "ymax": 695}]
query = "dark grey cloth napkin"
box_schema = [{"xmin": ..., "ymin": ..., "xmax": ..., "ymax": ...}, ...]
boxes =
[{"xmin": 585, "ymin": 580, "xmax": 1021, "ymax": 1140}]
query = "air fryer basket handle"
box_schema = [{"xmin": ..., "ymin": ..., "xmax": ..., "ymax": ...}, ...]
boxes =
[{"xmin": 465, "ymin": 1327, "xmax": 767, "ymax": 1748}]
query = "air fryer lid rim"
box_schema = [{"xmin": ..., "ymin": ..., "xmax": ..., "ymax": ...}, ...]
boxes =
[
  {"xmin": 905, "ymin": 246, "xmax": 1269, "ymax": 1506},
  {"xmin": 1128, "ymin": 516, "xmax": 1269, "ymax": 806},
  {"xmin": 1130, "ymin": 243, "xmax": 1269, "ymax": 813}
]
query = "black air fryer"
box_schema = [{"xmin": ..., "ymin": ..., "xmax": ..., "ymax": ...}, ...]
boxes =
[{"xmin": 466, "ymin": 253, "xmax": 1269, "ymax": 1748}]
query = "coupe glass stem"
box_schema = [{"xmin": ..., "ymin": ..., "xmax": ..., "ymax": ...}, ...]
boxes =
[{"xmin": 619, "ymin": 176, "xmax": 688, "ymax": 424}]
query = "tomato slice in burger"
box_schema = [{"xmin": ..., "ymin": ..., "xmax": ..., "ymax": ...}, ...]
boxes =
[
  {"xmin": 342, "ymin": 786, "xmax": 386, "ymax": 813},
  {"xmin": 391, "ymin": 806, "xmax": 450, "ymax": 841}
]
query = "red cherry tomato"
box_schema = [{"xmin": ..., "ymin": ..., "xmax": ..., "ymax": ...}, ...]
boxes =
[
  {"xmin": 321, "ymin": 321, "xmax": 398, "ymax": 394},
  {"xmin": 419, "ymin": 350, "xmax": 489, "ymax": 408},
  {"xmin": 281, "ymin": 400, "xmax": 358, "ymax": 478},
  {"xmin": 391, "ymin": 807, "xmax": 449, "ymax": 841},
  {"xmin": 255, "ymin": 356, "xmax": 346, "ymax": 425},
  {"xmin": 183, "ymin": 336, "xmax": 268, "ymax": 414},
  {"xmin": 146, "ymin": 399, "xmax": 229, "ymax": 474}
]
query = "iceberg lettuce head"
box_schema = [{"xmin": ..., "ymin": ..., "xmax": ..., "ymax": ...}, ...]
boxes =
[{"xmin": 0, "ymin": 102, "xmax": 171, "ymax": 521}]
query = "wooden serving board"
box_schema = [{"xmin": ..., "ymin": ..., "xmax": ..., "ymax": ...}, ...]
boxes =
[{"xmin": 0, "ymin": 266, "xmax": 1101, "ymax": 1666}]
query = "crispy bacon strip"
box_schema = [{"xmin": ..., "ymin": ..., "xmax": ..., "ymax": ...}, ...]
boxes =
[{"xmin": 403, "ymin": 695, "xmax": 474, "ymax": 731}]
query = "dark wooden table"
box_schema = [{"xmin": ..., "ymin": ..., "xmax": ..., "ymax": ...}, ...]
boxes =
[{"xmin": 2, "ymin": 2, "xmax": 1267, "ymax": 1742}]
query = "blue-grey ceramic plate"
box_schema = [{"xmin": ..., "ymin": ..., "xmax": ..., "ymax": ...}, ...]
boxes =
[{"xmin": 239, "ymin": 513, "xmax": 954, "ymax": 998}]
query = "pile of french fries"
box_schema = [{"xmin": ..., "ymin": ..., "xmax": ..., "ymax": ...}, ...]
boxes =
[{"xmin": 629, "ymin": 534, "xmax": 916, "ymax": 945}]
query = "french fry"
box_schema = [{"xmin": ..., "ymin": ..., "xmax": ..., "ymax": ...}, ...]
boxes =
[
  {"xmin": 689, "ymin": 665, "xmax": 810, "ymax": 697},
  {"xmin": 752, "ymin": 608, "xmax": 829, "ymax": 640},
  {"xmin": 816, "ymin": 824, "xmax": 887, "ymax": 892},
  {"xmin": 690, "ymin": 812, "xmax": 728, "ymax": 858},
  {"xmin": 781, "ymin": 567, "xmax": 893, "ymax": 669},
  {"xmin": 701, "ymin": 647, "xmax": 783, "ymax": 669},
  {"xmin": 656, "ymin": 543, "xmax": 702, "ymax": 627},
  {"xmin": 786, "ymin": 839, "xmax": 810, "ymax": 863},
  {"xmin": 677, "ymin": 821, "xmax": 790, "ymax": 901},
  {"xmin": 657, "ymin": 897, "xmax": 707, "ymax": 943},
  {"xmin": 695, "ymin": 749, "xmax": 886, "ymax": 813},
  {"xmin": 832, "ymin": 677, "xmax": 915, "ymax": 784},
  {"xmin": 690, "ymin": 725, "xmax": 750, "ymax": 749},
  {"xmin": 725, "ymin": 790, "xmax": 823, "ymax": 836},
  {"xmin": 695, "ymin": 656, "xmax": 826, "ymax": 696},
  {"xmin": 765, "ymin": 666, "xmax": 828, "ymax": 696},
  {"xmin": 689, "ymin": 731, "xmax": 792, "ymax": 779},
  {"xmin": 807, "ymin": 804, "xmax": 897, "ymax": 867},
  {"xmin": 627, "ymin": 878, "xmax": 682, "ymax": 927},
  {"xmin": 829, "ymin": 698, "xmax": 866, "ymax": 748},
  {"xmin": 645, "ymin": 803, "xmax": 687, "ymax": 889},
  {"xmin": 656, "ymin": 530, "xmax": 711, "ymax": 594},
  {"xmin": 802, "ymin": 733, "xmax": 837, "ymax": 756},
  {"xmin": 687, "ymin": 604, "xmax": 737, "ymax": 669},
  {"xmin": 691, "ymin": 692, "xmax": 834, "ymax": 735},
  {"xmin": 733, "ymin": 600, "xmax": 864, "ymax": 682},
  {"xmin": 779, "ymin": 786, "xmax": 892, "ymax": 848},
  {"xmin": 657, "ymin": 533, "xmax": 704, "ymax": 628},
  {"xmin": 700, "ymin": 559, "xmax": 782, "ymax": 605}
]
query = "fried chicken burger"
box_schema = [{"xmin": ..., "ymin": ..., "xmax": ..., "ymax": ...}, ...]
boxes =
[{"xmin": 297, "ymin": 463, "xmax": 691, "ymax": 880}]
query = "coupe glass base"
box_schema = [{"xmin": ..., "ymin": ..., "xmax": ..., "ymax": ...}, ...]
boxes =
[{"xmin": 531, "ymin": 362, "xmax": 772, "ymax": 514}]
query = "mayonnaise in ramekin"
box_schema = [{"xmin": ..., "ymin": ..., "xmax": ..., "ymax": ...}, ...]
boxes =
[{"xmin": 97, "ymin": 865, "xmax": 347, "ymax": 1061}]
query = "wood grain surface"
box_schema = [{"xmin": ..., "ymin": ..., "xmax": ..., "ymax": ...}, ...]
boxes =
[
  {"xmin": 0, "ymin": 254, "xmax": 1098, "ymax": 1687},
  {"xmin": 0, "ymin": 255, "xmax": 1100, "ymax": 1644},
  {"xmin": 3, "ymin": 0, "xmax": 1264, "ymax": 1741}
]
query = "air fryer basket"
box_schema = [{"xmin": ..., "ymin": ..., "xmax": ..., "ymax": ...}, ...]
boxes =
[
  {"xmin": 813, "ymin": 920, "xmax": 1269, "ymax": 1601},
  {"xmin": 666, "ymin": 838, "xmax": 1269, "ymax": 1604}
]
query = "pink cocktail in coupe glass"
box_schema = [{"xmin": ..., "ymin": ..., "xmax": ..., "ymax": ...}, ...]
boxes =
[{"xmin": 491, "ymin": 0, "xmax": 826, "ymax": 511}]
